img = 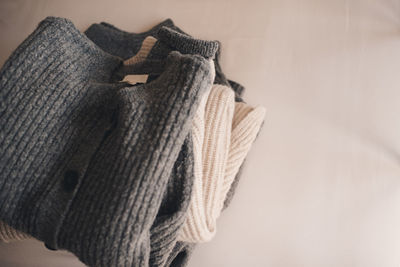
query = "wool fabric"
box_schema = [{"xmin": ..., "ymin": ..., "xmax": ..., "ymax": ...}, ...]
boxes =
[
  {"xmin": 0, "ymin": 221, "xmax": 30, "ymax": 242},
  {"xmin": 84, "ymin": 20, "xmax": 248, "ymax": 217},
  {"xmin": 221, "ymin": 102, "xmax": 266, "ymax": 201},
  {"xmin": 123, "ymin": 37, "xmax": 236, "ymax": 243},
  {"xmin": 116, "ymin": 27, "xmax": 219, "ymax": 267},
  {"xmin": 178, "ymin": 86, "xmax": 266, "ymax": 243},
  {"xmin": 0, "ymin": 24, "xmax": 221, "ymax": 267},
  {"xmin": 0, "ymin": 30, "xmax": 157, "ymax": 245},
  {"xmin": 83, "ymin": 21, "xmax": 261, "ymax": 266},
  {"xmin": 0, "ymin": 16, "xmax": 215, "ymax": 267},
  {"xmin": 178, "ymin": 84, "xmax": 235, "ymax": 243},
  {"xmin": 124, "ymin": 34, "xmax": 266, "ymax": 252},
  {"xmin": 85, "ymin": 19, "xmax": 244, "ymax": 100},
  {"xmin": 120, "ymin": 33, "xmax": 219, "ymax": 264},
  {"xmin": 84, "ymin": 19, "xmax": 177, "ymax": 60},
  {"xmin": 0, "ymin": 18, "xmax": 266, "ymax": 267}
]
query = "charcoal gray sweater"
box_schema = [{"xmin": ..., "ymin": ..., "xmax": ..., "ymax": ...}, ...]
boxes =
[
  {"xmin": 84, "ymin": 21, "xmax": 246, "ymax": 266},
  {"xmin": 101, "ymin": 25, "xmax": 222, "ymax": 267},
  {"xmin": 0, "ymin": 16, "xmax": 214, "ymax": 267}
]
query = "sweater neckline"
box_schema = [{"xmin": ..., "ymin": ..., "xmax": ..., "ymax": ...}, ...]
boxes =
[
  {"xmin": 115, "ymin": 51, "xmax": 210, "ymax": 91},
  {"xmin": 97, "ymin": 19, "xmax": 175, "ymax": 38}
]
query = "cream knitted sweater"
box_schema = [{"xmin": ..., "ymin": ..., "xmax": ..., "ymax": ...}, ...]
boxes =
[
  {"xmin": 179, "ymin": 86, "xmax": 266, "ymax": 242},
  {"xmin": 179, "ymin": 85, "xmax": 234, "ymax": 242}
]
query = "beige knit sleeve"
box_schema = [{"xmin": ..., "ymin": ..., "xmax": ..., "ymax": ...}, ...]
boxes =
[
  {"xmin": 179, "ymin": 84, "xmax": 235, "ymax": 242},
  {"xmin": 221, "ymin": 103, "xmax": 266, "ymax": 202}
]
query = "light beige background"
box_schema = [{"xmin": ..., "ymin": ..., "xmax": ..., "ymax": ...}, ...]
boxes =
[{"xmin": 1, "ymin": 0, "xmax": 400, "ymax": 266}]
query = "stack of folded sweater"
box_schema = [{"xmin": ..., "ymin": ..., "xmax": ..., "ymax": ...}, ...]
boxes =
[{"xmin": 0, "ymin": 17, "xmax": 266, "ymax": 267}]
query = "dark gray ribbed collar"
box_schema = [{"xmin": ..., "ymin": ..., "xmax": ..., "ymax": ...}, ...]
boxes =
[
  {"xmin": 84, "ymin": 19, "xmax": 245, "ymax": 101},
  {"xmin": 85, "ymin": 19, "xmax": 178, "ymax": 60}
]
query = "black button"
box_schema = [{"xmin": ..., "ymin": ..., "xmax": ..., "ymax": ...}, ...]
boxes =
[
  {"xmin": 63, "ymin": 170, "xmax": 79, "ymax": 192},
  {"xmin": 44, "ymin": 242, "xmax": 57, "ymax": 251}
]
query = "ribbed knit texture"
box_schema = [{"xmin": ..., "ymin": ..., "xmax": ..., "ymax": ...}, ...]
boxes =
[
  {"xmin": 0, "ymin": 22, "xmax": 219, "ymax": 267},
  {"xmin": 131, "ymin": 34, "xmax": 265, "ymax": 256},
  {"xmin": 179, "ymin": 85, "xmax": 235, "ymax": 242},
  {"xmin": 0, "ymin": 19, "xmax": 262, "ymax": 267},
  {"xmin": 85, "ymin": 21, "xmax": 247, "ymax": 213},
  {"xmin": 167, "ymin": 103, "xmax": 265, "ymax": 266},
  {"xmin": 84, "ymin": 22, "xmax": 257, "ymax": 266},
  {"xmin": 115, "ymin": 28, "xmax": 218, "ymax": 267},
  {"xmin": 0, "ymin": 221, "xmax": 30, "ymax": 241},
  {"xmin": 0, "ymin": 18, "xmax": 265, "ymax": 267},
  {"xmin": 178, "ymin": 86, "xmax": 266, "ymax": 243},
  {"xmin": 126, "ymin": 34, "xmax": 265, "ymax": 252},
  {"xmin": 90, "ymin": 22, "xmax": 248, "ymax": 213},
  {"xmin": 124, "ymin": 36, "xmax": 157, "ymax": 66},
  {"xmin": 0, "ymin": 17, "xmax": 214, "ymax": 267},
  {"xmin": 55, "ymin": 52, "xmax": 213, "ymax": 266},
  {"xmin": 221, "ymin": 102, "xmax": 266, "ymax": 199},
  {"xmin": 84, "ymin": 19, "xmax": 177, "ymax": 60},
  {"xmin": 165, "ymin": 241, "xmax": 195, "ymax": 267},
  {"xmin": 148, "ymin": 137, "xmax": 194, "ymax": 267},
  {"xmin": 0, "ymin": 33, "xmax": 158, "ymax": 246},
  {"xmin": 0, "ymin": 16, "xmax": 123, "ymax": 246},
  {"xmin": 120, "ymin": 34, "xmax": 217, "ymax": 266},
  {"xmin": 84, "ymin": 19, "xmax": 243, "ymax": 93}
]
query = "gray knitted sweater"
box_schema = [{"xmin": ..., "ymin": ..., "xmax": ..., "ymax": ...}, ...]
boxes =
[
  {"xmin": 0, "ymin": 16, "xmax": 214, "ymax": 267},
  {"xmin": 85, "ymin": 19, "xmax": 246, "ymax": 211},
  {"xmin": 84, "ymin": 21, "xmax": 247, "ymax": 266},
  {"xmin": 101, "ymin": 25, "xmax": 222, "ymax": 267}
]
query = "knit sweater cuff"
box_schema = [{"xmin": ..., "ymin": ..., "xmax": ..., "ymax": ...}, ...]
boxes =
[{"xmin": 157, "ymin": 27, "xmax": 219, "ymax": 59}]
